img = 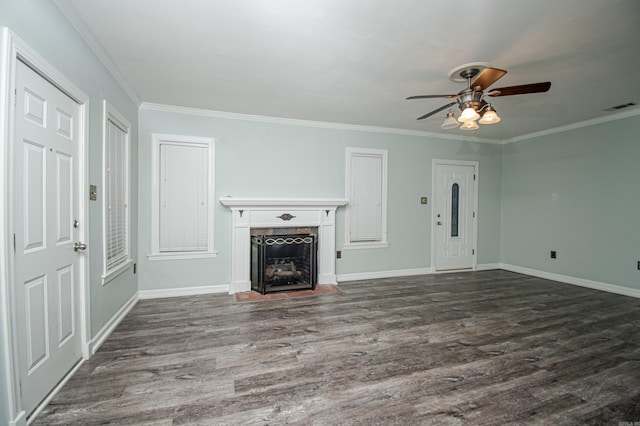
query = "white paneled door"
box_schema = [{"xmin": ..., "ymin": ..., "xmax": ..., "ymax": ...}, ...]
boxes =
[
  {"xmin": 13, "ymin": 60, "xmax": 83, "ymax": 416},
  {"xmin": 433, "ymin": 161, "xmax": 477, "ymax": 271}
]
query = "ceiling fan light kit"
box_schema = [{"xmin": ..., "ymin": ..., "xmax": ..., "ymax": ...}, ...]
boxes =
[
  {"xmin": 458, "ymin": 107, "xmax": 480, "ymax": 122},
  {"xmin": 479, "ymin": 105, "xmax": 501, "ymax": 124},
  {"xmin": 440, "ymin": 110, "xmax": 460, "ymax": 129},
  {"xmin": 407, "ymin": 62, "xmax": 550, "ymax": 132},
  {"xmin": 460, "ymin": 120, "xmax": 480, "ymax": 131}
]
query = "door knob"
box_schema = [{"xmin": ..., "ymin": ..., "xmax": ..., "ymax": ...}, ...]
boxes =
[{"xmin": 73, "ymin": 242, "xmax": 87, "ymax": 252}]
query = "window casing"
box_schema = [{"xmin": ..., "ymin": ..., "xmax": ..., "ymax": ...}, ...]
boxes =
[
  {"xmin": 149, "ymin": 134, "xmax": 216, "ymax": 260},
  {"xmin": 344, "ymin": 147, "xmax": 388, "ymax": 249},
  {"xmin": 102, "ymin": 101, "xmax": 132, "ymax": 283}
]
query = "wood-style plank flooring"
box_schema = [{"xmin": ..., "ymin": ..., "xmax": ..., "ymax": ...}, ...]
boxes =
[{"xmin": 34, "ymin": 270, "xmax": 640, "ymax": 425}]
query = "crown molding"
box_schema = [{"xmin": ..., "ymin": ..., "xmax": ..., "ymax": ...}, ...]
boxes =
[
  {"xmin": 140, "ymin": 102, "xmax": 639, "ymax": 146},
  {"xmin": 504, "ymin": 108, "xmax": 640, "ymax": 144},
  {"xmin": 139, "ymin": 102, "xmax": 502, "ymax": 144},
  {"xmin": 54, "ymin": 0, "xmax": 141, "ymax": 106}
]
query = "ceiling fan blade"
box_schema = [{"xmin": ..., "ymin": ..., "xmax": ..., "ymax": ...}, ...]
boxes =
[
  {"xmin": 487, "ymin": 82, "xmax": 551, "ymax": 97},
  {"xmin": 471, "ymin": 67, "xmax": 507, "ymax": 90},
  {"xmin": 416, "ymin": 102, "xmax": 457, "ymax": 120},
  {"xmin": 407, "ymin": 94, "xmax": 458, "ymax": 100}
]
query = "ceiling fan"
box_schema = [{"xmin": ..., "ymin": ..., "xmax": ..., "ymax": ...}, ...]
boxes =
[{"xmin": 407, "ymin": 63, "xmax": 551, "ymax": 131}]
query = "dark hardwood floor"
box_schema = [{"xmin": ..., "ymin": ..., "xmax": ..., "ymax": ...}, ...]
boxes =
[{"xmin": 34, "ymin": 270, "xmax": 640, "ymax": 425}]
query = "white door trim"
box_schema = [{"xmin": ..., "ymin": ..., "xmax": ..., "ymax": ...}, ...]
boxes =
[
  {"xmin": 0, "ymin": 28, "xmax": 90, "ymax": 424},
  {"xmin": 431, "ymin": 159, "xmax": 479, "ymax": 272}
]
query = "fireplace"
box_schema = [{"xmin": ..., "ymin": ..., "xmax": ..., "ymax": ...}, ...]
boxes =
[
  {"xmin": 251, "ymin": 228, "xmax": 318, "ymax": 294},
  {"xmin": 219, "ymin": 197, "xmax": 348, "ymax": 294}
]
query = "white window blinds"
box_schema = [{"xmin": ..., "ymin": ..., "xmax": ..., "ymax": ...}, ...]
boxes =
[
  {"xmin": 158, "ymin": 142, "xmax": 209, "ymax": 252},
  {"xmin": 345, "ymin": 148, "xmax": 388, "ymax": 247},
  {"xmin": 349, "ymin": 153, "xmax": 383, "ymax": 241},
  {"xmin": 104, "ymin": 109, "xmax": 130, "ymax": 273}
]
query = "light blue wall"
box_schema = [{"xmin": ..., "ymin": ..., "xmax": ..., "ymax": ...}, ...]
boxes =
[
  {"xmin": 138, "ymin": 108, "xmax": 503, "ymax": 290},
  {"xmin": 0, "ymin": 4, "xmax": 636, "ymax": 425},
  {"xmin": 500, "ymin": 114, "xmax": 640, "ymax": 289},
  {"xmin": 0, "ymin": 1, "xmax": 138, "ymax": 422}
]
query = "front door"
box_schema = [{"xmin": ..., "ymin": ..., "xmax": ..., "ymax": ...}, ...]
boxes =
[
  {"xmin": 13, "ymin": 59, "xmax": 84, "ymax": 416},
  {"xmin": 433, "ymin": 161, "xmax": 477, "ymax": 271}
]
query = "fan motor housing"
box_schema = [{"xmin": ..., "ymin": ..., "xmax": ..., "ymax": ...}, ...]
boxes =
[{"xmin": 458, "ymin": 89, "xmax": 486, "ymax": 112}]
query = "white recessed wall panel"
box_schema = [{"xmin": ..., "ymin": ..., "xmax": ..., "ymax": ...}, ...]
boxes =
[
  {"xmin": 24, "ymin": 88, "xmax": 46, "ymax": 127},
  {"xmin": 57, "ymin": 265, "xmax": 74, "ymax": 346},
  {"xmin": 23, "ymin": 140, "xmax": 46, "ymax": 252},
  {"xmin": 56, "ymin": 108, "xmax": 73, "ymax": 139},
  {"xmin": 25, "ymin": 275, "xmax": 49, "ymax": 373},
  {"xmin": 56, "ymin": 152, "xmax": 73, "ymax": 244}
]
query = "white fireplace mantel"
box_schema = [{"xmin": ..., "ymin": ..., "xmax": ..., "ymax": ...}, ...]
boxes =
[{"xmin": 219, "ymin": 197, "xmax": 348, "ymax": 294}]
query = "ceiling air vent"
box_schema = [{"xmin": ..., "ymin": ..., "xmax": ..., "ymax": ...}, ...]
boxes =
[{"xmin": 604, "ymin": 102, "xmax": 636, "ymax": 112}]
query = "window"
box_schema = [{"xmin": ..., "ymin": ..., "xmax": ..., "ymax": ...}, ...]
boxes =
[
  {"xmin": 149, "ymin": 134, "xmax": 216, "ymax": 260},
  {"xmin": 102, "ymin": 101, "xmax": 131, "ymax": 283},
  {"xmin": 451, "ymin": 183, "xmax": 459, "ymax": 237},
  {"xmin": 344, "ymin": 147, "xmax": 388, "ymax": 249}
]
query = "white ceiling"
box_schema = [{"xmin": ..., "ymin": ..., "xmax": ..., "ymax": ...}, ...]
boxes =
[{"xmin": 57, "ymin": 0, "xmax": 640, "ymax": 140}]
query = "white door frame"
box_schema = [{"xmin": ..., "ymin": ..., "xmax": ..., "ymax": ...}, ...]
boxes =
[
  {"xmin": 431, "ymin": 159, "xmax": 479, "ymax": 273},
  {"xmin": 0, "ymin": 28, "xmax": 90, "ymax": 425}
]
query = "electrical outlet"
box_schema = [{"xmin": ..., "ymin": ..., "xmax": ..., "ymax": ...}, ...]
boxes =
[
  {"xmin": 550, "ymin": 250, "xmax": 557, "ymax": 259},
  {"xmin": 336, "ymin": 251, "xmax": 342, "ymax": 259},
  {"xmin": 89, "ymin": 184, "xmax": 97, "ymax": 201}
]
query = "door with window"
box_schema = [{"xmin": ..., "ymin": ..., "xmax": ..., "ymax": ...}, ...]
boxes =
[
  {"xmin": 13, "ymin": 60, "xmax": 84, "ymax": 416},
  {"xmin": 433, "ymin": 161, "xmax": 477, "ymax": 271}
]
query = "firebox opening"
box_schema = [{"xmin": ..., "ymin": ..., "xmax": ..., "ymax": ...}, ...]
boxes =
[{"xmin": 251, "ymin": 228, "xmax": 318, "ymax": 294}]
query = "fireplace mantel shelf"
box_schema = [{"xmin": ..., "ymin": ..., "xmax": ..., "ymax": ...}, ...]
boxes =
[
  {"xmin": 219, "ymin": 196, "xmax": 348, "ymax": 208},
  {"xmin": 219, "ymin": 196, "xmax": 347, "ymax": 294}
]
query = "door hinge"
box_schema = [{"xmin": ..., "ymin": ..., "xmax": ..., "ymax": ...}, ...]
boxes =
[
  {"xmin": 473, "ymin": 211, "xmax": 475, "ymax": 218},
  {"xmin": 13, "ymin": 234, "xmax": 16, "ymax": 252},
  {"xmin": 472, "ymin": 249, "xmax": 475, "ymax": 255},
  {"xmin": 14, "ymin": 88, "xmax": 17, "ymax": 107},
  {"xmin": 473, "ymin": 174, "xmax": 476, "ymax": 181}
]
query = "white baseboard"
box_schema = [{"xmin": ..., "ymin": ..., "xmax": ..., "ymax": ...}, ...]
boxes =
[
  {"xmin": 337, "ymin": 267, "xmax": 432, "ymax": 283},
  {"xmin": 138, "ymin": 284, "xmax": 230, "ymax": 300},
  {"xmin": 90, "ymin": 292, "xmax": 138, "ymax": 355},
  {"xmin": 476, "ymin": 263, "xmax": 501, "ymax": 271},
  {"xmin": 337, "ymin": 264, "xmax": 500, "ymax": 282},
  {"xmin": 336, "ymin": 263, "xmax": 640, "ymax": 300},
  {"xmin": 501, "ymin": 263, "xmax": 640, "ymax": 299},
  {"xmin": 9, "ymin": 410, "xmax": 26, "ymax": 426}
]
